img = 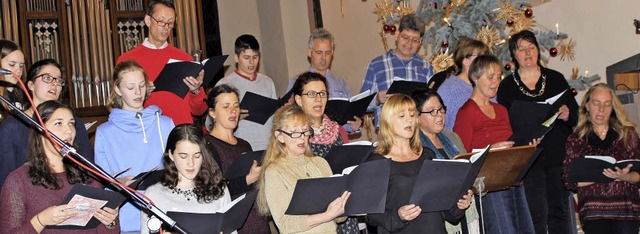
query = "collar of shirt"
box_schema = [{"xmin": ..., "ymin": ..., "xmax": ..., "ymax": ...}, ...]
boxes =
[
  {"xmin": 142, "ymin": 38, "xmax": 169, "ymax": 49},
  {"xmin": 308, "ymin": 67, "xmax": 333, "ymax": 79},
  {"xmin": 235, "ymin": 70, "xmax": 257, "ymax": 81},
  {"xmin": 388, "ymin": 49, "xmax": 421, "ymax": 63}
]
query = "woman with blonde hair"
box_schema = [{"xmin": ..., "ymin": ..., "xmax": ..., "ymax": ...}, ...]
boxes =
[
  {"xmin": 94, "ymin": 60, "xmax": 174, "ymax": 232},
  {"xmin": 562, "ymin": 83, "xmax": 639, "ymax": 233},
  {"xmin": 365, "ymin": 94, "xmax": 473, "ymax": 234},
  {"xmin": 257, "ymin": 105, "xmax": 350, "ymax": 233}
]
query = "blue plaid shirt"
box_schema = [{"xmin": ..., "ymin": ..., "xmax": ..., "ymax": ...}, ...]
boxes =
[{"xmin": 360, "ymin": 50, "xmax": 434, "ymax": 126}]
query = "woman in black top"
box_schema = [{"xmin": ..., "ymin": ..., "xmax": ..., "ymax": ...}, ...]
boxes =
[
  {"xmin": 365, "ymin": 94, "xmax": 473, "ymax": 234},
  {"xmin": 497, "ymin": 30, "xmax": 579, "ymax": 234}
]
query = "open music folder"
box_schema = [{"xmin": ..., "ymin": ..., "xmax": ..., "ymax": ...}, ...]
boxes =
[
  {"xmin": 409, "ymin": 146, "xmax": 489, "ymax": 212},
  {"xmin": 454, "ymin": 145, "xmax": 542, "ymax": 192},
  {"xmin": 223, "ymin": 150, "xmax": 265, "ymax": 179},
  {"xmin": 508, "ymin": 89, "xmax": 572, "ymax": 146},
  {"xmin": 165, "ymin": 191, "xmax": 258, "ymax": 234},
  {"xmin": 239, "ymin": 90, "xmax": 293, "ymax": 125},
  {"xmin": 325, "ymin": 90, "xmax": 377, "ymax": 125},
  {"xmin": 386, "ymin": 77, "xmax": 428, "ymax": 95},
  {"xmin": 48, "ymin": 184, "xmax": 126, "ymax": 230},
  {"xmin": 153, "ymin": 55, "xmax": 228, "ymax": 98},
  {"xmin": 567, "ymin": 156, "xmax": 640, "ymax": 183},
  {"xmin": 285, "ymin": 158, "xmax": 391, "ymax": 216},
  {"xmin": 323, "ymin": 141, "xmax": 375, "ymax": 174}
]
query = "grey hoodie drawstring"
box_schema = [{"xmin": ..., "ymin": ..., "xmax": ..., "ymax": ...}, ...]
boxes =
[
  {"xmin": 155, "ymin": 111, "xmax": 165, "ymax": 152},
  {"xmin": 136, "ymin": 112, "xmax": 148, "ymax": 143}
]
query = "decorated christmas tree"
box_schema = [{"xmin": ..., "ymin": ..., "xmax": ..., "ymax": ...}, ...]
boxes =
[{"xmin": 373, "ymin": 0, "xmax": 599, "ymax": 92}]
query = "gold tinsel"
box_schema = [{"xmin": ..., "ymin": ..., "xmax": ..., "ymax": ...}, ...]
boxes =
[
  {"xmin": 430, "ymin": 51, "xmax": 454, "ymax": 73},
  {"xmin": 476, "ymin": 27, "xmax": 500, "ymax": 52},
  {"xmin": 452, "ymin": 0, "xmax": 467, "ymax": 6},
  {"xmin": 396, "ymin": 0, "xmax": 415, "ymax": 17},
  {"xmin": 373, "ymin": 0, "xmax": 395, "ymax": 23},
  {"xmin": 494, "ymin": 0, "xmax": 519, "ymax": 23},
  {"xmin": 380, "ymin": 31, "xmax": 389, "ymax": 52},
  {"xmin": 558, "ymin": 38, "xmax": 576, "ymax": 61}
]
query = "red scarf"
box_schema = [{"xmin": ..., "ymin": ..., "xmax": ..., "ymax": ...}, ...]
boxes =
[{"xmin": 309, "ymin": 115, "xmax": 340, "ymax": 145}]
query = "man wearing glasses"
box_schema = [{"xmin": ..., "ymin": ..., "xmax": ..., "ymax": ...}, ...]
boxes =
[
  {"xmin": 116, "ymin": 0, "xmax": 207, "ymax": 125},
  {"xmin": 360, "ymin": 14, "xmax": 434, "ymax": 127}
]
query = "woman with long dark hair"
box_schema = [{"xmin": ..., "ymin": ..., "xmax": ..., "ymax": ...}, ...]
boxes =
[
  {"xmin": 141, "ymin": 124, "xmax": 230, "ymax": 234},
  {"xmin": 0, "ymin": 39, "xmax": 26, "ymax": 121},
  {"xmin": 0, "ymin": 100, "xmax": 119, "ymax": 233}
]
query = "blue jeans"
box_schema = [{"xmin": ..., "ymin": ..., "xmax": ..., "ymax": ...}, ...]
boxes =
[{"xmin": 481, "ymin": 186, "xmax": 534, "ymax": 234}]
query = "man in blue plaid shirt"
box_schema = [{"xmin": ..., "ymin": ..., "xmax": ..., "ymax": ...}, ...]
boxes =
[{"xmin": 360, "ymin": 14, "xmax": 434, "ymax": 127}]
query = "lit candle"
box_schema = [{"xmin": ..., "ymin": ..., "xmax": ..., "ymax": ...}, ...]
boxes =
[
  {"xmin": 585, "ymin": 70, "xmax": 589, "ymax": 77},
  {"xmin": 555, "ymin": 23, "xmax": 559, "ymax": 35}
]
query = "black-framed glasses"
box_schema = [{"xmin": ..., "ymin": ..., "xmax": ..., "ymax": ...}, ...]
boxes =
[
  {"xmin": 148, "ymin": 14, "xmax": 175, "ymax": 28},
  {"xmin": 35, "ymin": 73, "xmax": 65, "ymax": 86},
  {"xmin": 302, "ymin": 91, "xmax": 328, "ymax": 99},
  {"xmin": 399, "ymin": 33, "xmax": 422, "ymax": 44},
  {"xmin": 277, "ymin": 129, "xmax": 313, "ymax": 139},
  {"xmin": 419, "ymin": 106, "xmax": 447, "ymax": 117}
]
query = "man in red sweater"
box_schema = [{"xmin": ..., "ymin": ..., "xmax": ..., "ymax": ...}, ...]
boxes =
[{"xmin": 116, "ymin": 0, "xmax": 206, "ymax": 125}]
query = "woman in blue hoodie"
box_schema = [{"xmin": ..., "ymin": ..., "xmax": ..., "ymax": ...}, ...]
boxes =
[{"xmin": 94, "ymin": 60, "xmax": 175, "ymax": 233}]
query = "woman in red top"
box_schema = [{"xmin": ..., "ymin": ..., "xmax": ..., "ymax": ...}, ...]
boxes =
[{"xmin": 453, "ymin": 55, "xmax": 534, "ymax": 233}]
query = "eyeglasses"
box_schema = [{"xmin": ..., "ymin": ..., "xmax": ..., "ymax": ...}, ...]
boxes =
[
  {"xmin": 419, "ymin": 106, "xmax": 447, "ymax": 117},
  {"xmin": 148, "ymin": 14, "xmax": 175, "ymax": 28},
  {"xmin": 277, "ymin": 129, "xmax": 313, "ymax": 139},
  {"xmin": 302, "ymin": 91, "xmax": 328, "ymax": 99},
  {"xmin": 35, "ymin": 73, "xmax": 65, "ymax": 86},
  {"xmin": 400, "ymin": 33, "xmax": 422, "ymax": 44}
]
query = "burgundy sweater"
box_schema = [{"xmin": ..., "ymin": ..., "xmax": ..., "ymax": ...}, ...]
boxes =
[
  {"xmin": 563, "ymin": 130, "xmax": 640, "ymax": 221},
  {"xmin": 0, "ymin": 165, "xmax": 118, "ymax": 234}
]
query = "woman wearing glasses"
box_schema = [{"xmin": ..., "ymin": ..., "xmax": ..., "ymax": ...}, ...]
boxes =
[
  {"xmin": 257, "ymin": 105, "xmax": 351, "ymax": 233},
  {"xmin": 411, "ymin": 89, "xmax": 479, "ymax": 234},
  {"xmin": 291, "ymin": 72, "xmax": 358, "ymax": 233},
  {"xmin": 0, "ymin": 59, "xmax": 93, "ymax": 188}
]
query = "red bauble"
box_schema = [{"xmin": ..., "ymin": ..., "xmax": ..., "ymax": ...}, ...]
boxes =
[
  {"xmin": 549, "ymin": 47, "xmax": 558, "ymax": 57},
  {"xmin": 504, "ymin": 63, "xmax": 512, "ymax": 70},
  {"xmin": 524, "ymin": 8, "xmax": 533, "ymax": 17},
  {"xmin": 507, "ymin": 18, "xmax": 515, "ymax": 26},
  {"xmin": 442, "ymin": 41, "xmax": 449, "ymax": 48},
  {"xmin": 383, "ymin": 24, "xmax": 390, "ymax": 32},
  {"xmin": 390, "ymin": 25, "xmax": 397, "ymax": 33},
  {"xmin": 570, "ymin": 88, "xmax": 578, "ymax": 96}
]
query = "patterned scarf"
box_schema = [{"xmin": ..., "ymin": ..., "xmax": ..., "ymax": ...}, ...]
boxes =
[
  {"xmin": 309, "ymin": 115, "xmax": 340, "ymax": 145},
  {"xmin": 419, "ymin": 131, "xmax": 460, "ymax": 159}
]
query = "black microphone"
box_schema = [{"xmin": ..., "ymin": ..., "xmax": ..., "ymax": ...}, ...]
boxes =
[{"xmin": 0, "ymin": 68, "xmax": 12, "ymax": 75}]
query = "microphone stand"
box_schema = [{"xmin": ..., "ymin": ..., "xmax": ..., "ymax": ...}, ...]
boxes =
[{"xmin": 0, "ymin": 78, "xmax": 190, "ymax": 234}]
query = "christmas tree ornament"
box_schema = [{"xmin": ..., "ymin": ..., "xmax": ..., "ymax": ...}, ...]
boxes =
[
  {"xmin": 524, "ymin": 8, "xmax": 533, "ymax": 17},
  {"xmin": 570, "ymin": 88, "xmax": 577, "ymax": 96},
  {"xmin": 451, "ymin": 0, "xmax": 467, "ymax": 6},
  {"xmin": 442, "ymin": 41, "xmax": 449, "ymax": 48},
  {"xmin": 507, "ymin": 18, "xmax": 515, "ymax": 26},
  {"xmin": 549, "ymin": 47, "xmax": 558, "ymax": 57},
  {"xmin": 397, "ymin": 0, "xmax": 416, "ymax": 17},
  {"xmin": 430, "ymin": 50, "xmax": 454, "ymax": 73},
  {"xmin": 373, "ymin": 0, "xmax": 395, "ymax": 23},
  {"xmin": 504, "ymin": 63, "xmax": 512, "ymax": 71},
  {"xmin": 494, "ymin": 0, "xmax": 520, "ymax": 23},
  {"xmin": 383, "ymin": 24, "xmax": 391, "ymax": 32},
  {"xmin": 390, "ymin": 25, "xmax": 397, "ymax": 33},
  {"xmin": 512, "ymin": 13, "xmax": 535, "ymax": 34},
  {"xmin": 557, "ymin": 38, "xmax": 576, "ymax": 61},
  {"xmin": 477, "ymin": 26, "xmax": 500, "ymax": 51}
]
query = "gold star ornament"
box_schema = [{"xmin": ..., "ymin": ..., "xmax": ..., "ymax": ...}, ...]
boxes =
[
  {"xmin": 558, "ymin": 38, "xmax": 576, "ymax": 61},
  {"xmin": 430, "ymin": 51, "xmax": 454, "ymax": 73}
]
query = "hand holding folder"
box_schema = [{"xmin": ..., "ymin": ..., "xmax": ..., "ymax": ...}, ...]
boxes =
[
  {"xmin": 454, "ymin": 145, "xmax": 542, "ymax": 192},
  {"xmin": 153, "ymin": 55, "xmax": 228, "ymax": 98},
  {"xmin": 165, "ymin": 191, "xmax": 258, "ymax": 234},
  {"xmin": 409, "ymin": 146, "xmax": 489, "ymax": 212},
  {"xmin": 325, "ymin": 90, "xmax": 377, "ymax": 125},
  {"xmin": 567, "ymin": 156, "xmax": 640, "ymax": 183},
  {"xmin": 48, "ymin": 184, "xmax": 125, "ymax": 230},
  {"xmin": 239, "ymin": 90, "xmax": 293, "ymax": 125},
  {"xmin": 285, "ymin": 158, "xmax": 391, "ymax": 215}
]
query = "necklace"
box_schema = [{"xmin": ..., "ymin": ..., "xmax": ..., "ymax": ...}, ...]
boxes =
[
  {"xmin": 513, "ymin": 71, "xmax": 546, "ymax": 98},
  {"xmin": 171, "ymin": 187, "xmax": 196, "ymax": 201},
  {"xmin": 594, "ymin": 128, "xmax": 608, "ymax": 138}
]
